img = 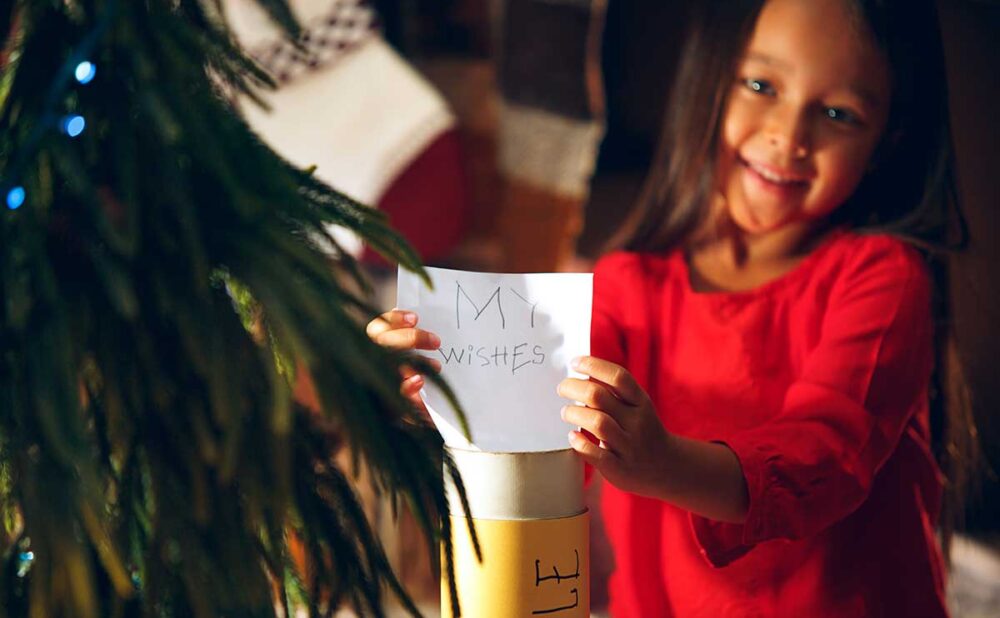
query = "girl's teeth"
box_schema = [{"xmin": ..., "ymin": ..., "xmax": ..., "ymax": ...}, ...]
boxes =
[{"xmin": 751, "ymin": 163, "xmax": 799, "ymax": 184}]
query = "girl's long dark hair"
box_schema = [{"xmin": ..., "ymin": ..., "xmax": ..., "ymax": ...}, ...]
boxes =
[
  {"xmin": 612, "ymin": 0, "xmax": 979, "ymax": 557},
  {"xmin": 612, "ymin": 1, "xmax": 760, "ymax": 254}
]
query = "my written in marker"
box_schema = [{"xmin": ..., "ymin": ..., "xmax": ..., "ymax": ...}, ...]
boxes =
[
  {"xmin": 445, "ymin": 281, "xmax": 546, "ymax": 374},
  {"xmin": 455, "ymin": 282, "xmax": 539, "ymax": 330}
]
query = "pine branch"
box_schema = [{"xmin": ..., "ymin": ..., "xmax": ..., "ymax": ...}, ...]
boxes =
[{"xmin": 0, "ymin": 1, "xmax": 472, "ymax": 616}]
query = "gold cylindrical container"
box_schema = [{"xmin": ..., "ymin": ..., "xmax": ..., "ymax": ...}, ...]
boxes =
[{"xmin": 442, "ymin": 448, "xmax": 589, "ymax": 618}]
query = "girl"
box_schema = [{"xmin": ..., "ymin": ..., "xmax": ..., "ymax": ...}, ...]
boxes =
[{"xmin": 370, "ymin": 0, "xmax": 976, "ymax": 615}]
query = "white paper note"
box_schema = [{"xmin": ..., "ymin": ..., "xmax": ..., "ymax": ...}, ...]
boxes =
[{"xmin": 397, "ymin": 266, "xmax": 593, "ymax": 452}]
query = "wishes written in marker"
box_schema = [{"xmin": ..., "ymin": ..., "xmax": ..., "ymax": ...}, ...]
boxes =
[{"xmin": 437, "ymin": 282, "xmax": 548, "ymax": 375}]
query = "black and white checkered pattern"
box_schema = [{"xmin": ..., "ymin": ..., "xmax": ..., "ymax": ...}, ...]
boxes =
[{"xmin": 249, "ymin": 0, "xmax": 379, "ymax": 84}]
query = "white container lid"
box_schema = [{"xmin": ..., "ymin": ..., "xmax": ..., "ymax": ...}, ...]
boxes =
[{"xmin": 445, "ymin": 447, "xmax": 585, "ymax": 520}]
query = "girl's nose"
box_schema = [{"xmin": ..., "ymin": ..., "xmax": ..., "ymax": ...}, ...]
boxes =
[{"xmin": 765, "ymin": 105, "xmax": 810, "ymax": 161}]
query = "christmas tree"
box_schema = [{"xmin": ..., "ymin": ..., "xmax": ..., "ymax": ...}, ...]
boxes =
[{"xmin": 0, "ymin": 1, "xmax": 472, "ymax": 616}]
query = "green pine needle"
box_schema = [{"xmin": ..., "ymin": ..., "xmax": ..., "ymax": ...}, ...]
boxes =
[{"xmin": 0, "ymin": 1, "xmax": 474, "ymax": 617}]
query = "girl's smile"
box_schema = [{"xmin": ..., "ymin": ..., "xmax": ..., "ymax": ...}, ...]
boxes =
[
  {"xmin": 737, "ymin": 155, "xmax": 812, "ymax": 226},
  {"xmin": 716, "ymin": 0, "xmax": 892, "ymax": 240},
  {"xmin": 741, "ymin": 157, "xmax": 810, "ymax": 187}
]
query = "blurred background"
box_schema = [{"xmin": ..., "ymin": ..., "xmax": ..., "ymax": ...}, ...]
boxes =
[{"xmin": 222, "ymin": 0, "xmax": 999, "ymax": 615}]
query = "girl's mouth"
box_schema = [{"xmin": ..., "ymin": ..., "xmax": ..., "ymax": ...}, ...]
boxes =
[
  {"xmin": 738, "ymin": 157, "xmax": 812, "ymax": 214},
  {"xmin": 740, "ymin": 157, "xmax": 810, "ymax": 188}
]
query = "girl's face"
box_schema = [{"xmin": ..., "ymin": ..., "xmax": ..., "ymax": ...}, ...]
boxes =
[{"xmin": 717, "ymin": 0, "xmax": 892, "ymax": 238}]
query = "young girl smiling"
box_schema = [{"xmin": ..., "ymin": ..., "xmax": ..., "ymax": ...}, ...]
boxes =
[{"xmin": 372, "ymin": 0, "xmax": 971, "ymax": 614}]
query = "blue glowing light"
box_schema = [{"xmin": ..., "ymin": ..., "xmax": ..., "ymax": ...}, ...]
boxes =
[
  {"xmin": 62, "ymin": 115, "xmax": 86, "ymax": 137},
  {"xmin": 16, "ymin": 551, "xmax": 33, "ymax": 578},
  {"xmin": 6, "ymin": 186, "xmax": 25, "ymax": 210},
  {"xmin": 74, "ymin": 61, "xmax": 96, "ymax": 84}
]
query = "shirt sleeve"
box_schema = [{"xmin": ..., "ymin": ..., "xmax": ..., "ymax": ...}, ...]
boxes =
[{"xmin": 690, "ymin": 240, "xmax": 935, "ymax": 567}]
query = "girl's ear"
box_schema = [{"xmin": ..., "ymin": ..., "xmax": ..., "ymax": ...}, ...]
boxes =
[{"xmin": 868, "ymin": 128, "xmax": 904, "ymax": 173}]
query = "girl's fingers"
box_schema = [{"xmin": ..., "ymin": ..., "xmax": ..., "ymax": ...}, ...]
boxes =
[
  {"xmin": 570, "ymin": 356, "xmax": 644, "ymax": 406},
  {"xmin": 375, "ymin": 327, "xmax": 441, "ymax": 351},
  {"xmin": 561, "ymin": 405, "xmax": 626, "ymax": 452},
  {"xmin": 401, "ymin": 373, "xmax": 424, "ymax": 397},
  {"xmin": 568, "ymin": 430, "xmax": 616, "ymax": 470},
  {"xmin": 367, "ymin": 309, "xmax": 418, "ymax": 339},
  {"xmin": 403, "ymin": 378, "xmax": 429, "ymax": 415},
  {"xmin": 556, "ymin": 377, "xmax": 625, "ymax": 417}
]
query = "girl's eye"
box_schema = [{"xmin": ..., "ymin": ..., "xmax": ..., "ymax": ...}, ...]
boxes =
[
  {"xmin": 825, "ymin": 107, "xmax": 860, "ymax": 125},
  {"xmin": 743, "ymin": 78, "xmax": 775, "ymax": 96}
]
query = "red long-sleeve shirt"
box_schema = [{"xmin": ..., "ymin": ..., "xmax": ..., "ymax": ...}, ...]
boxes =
[{"xmin": 591, "ymin": 230, "xmax": 947, "ymax": 617}]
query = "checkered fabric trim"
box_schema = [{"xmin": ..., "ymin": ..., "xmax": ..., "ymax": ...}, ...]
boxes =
[{"xmin": 248, "ymin": 0, "xmax": 379, "ymax": 84}]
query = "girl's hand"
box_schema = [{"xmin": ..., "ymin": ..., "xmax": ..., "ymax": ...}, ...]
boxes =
[
  {"xmin": 557, "ymin": 356, "xmax": 673, "ymax": 500},
  {"xmin": 366, "ymin": 309, "xmax": 442, "ymax": 407}
]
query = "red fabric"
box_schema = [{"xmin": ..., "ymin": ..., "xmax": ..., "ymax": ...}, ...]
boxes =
[
  {"xmin": 360, "ymin": 129, "xmax": 468, "ymax": 266},
  {"xmin": 591, "ymin": 230, "xmax": 948, "ymax": 617}
]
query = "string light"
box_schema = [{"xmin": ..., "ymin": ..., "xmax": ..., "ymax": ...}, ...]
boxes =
[
  {"xmin": 6, "ymin": 186, "xmax": 25, "ymax": 210},
  {"xmin": 60, "ymin": 115, "xmax": 86, "ymax": 137},
  {"xmin": 5, "ymin": 5, "xmax": 113, "ymax": 215},
  {"xmin": 16, "ymin": 550, "xmax": 34, "ymax": 578},
  {"xmin": 74, "ymin": 60, "xmax": 96, "ymax": 84}
]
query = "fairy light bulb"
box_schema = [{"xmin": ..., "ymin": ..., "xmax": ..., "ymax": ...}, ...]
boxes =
[
  {"xmin": 61, "ymin": 115, "xmax": 86, "ymax": 137},
  {"xmin": 6, "ymin": 186, "xmax": 25, "ymax": 210},
  {"xmin": 74, "ymin": 61, "xmax": 96, "ymax": 84}
]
